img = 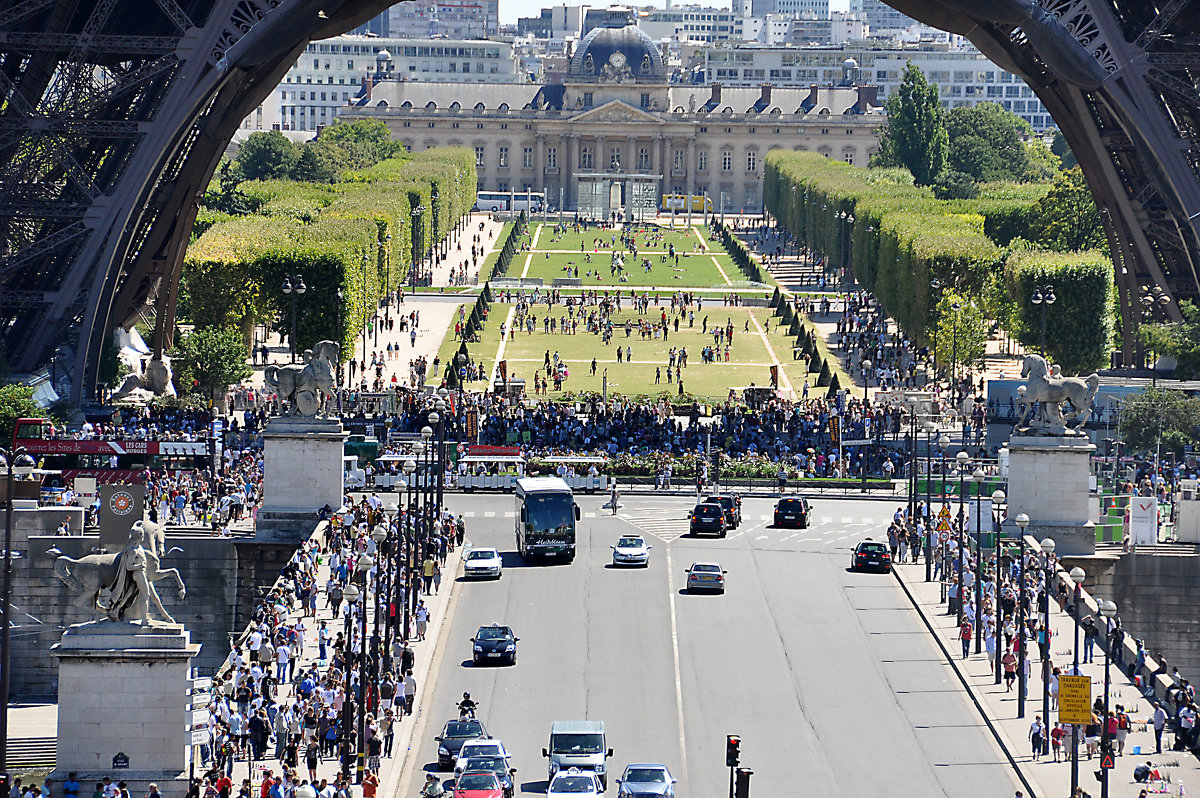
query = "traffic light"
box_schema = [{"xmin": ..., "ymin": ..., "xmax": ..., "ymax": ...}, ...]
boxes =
[
  {"xmin": 735, "ymin": 768, "xmax": 753, "ymax": 798},
  {"xmin": 725, "ymin": 734, "xmax": 740, "ymax": 767}
]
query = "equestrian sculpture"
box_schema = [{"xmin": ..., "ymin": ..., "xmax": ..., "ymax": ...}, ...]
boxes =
[
  {"xmin": 264, "ymin": 339, "xmax": 339, "ymax": 417},
  {"xmin": 1013, "ymin": 353, "xmax": 1100, "ymax": 435},
  {"xmin": 50, "ymin": 520, "xmax": 186, "ymax": 625}
]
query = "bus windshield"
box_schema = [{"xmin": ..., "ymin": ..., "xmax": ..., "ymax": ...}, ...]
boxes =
[{"xmin": 524, "ymin": 492, "xmax": 573, "ymax": 535}]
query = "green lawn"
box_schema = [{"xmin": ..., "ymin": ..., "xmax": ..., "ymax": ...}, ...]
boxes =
[
  {"xmin": 534, "ymin": 224, "xmax": 704, "ymax": 254},
  {"xmin": 516, "ymin": 250, "xmax": 734, "ymax": 287}
]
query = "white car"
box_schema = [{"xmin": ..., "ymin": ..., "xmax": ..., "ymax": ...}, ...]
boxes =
[
  {"xmin": 464, "ymin": 547, "xmax": 503, "ymax": 579},
  {"xmin": 547, "ymin": 768, "xmax": 602, "ymax": 798},
  {"xmin": 610, "ymin": 535, "xmax": 652, "ymax": 567},
  {"xmin": 454, "ymin": 738, "xmax": 511, "ymax": 773}
]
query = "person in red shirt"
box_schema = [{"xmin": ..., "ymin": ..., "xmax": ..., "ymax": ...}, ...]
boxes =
[
  {"xmin": 362, "ymin": 772, "xmax": 378, "ymax": 798},
  {"xmin": 960, "ymin": 620, "xmax": 974, "ymax": 660}
]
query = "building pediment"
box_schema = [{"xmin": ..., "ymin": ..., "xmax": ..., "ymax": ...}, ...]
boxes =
[{"xmin": 570, "ymin": 100, "xmax": 663, "ymax": 125}]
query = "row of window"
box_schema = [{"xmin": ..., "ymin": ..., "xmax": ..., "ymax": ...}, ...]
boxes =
[{"xmin": 471, "ymin": 144, "xmax": 763, "ymax": 173}]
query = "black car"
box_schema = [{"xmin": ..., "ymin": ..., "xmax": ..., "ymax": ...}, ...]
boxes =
[
  {"xmin": 705, "ymin": 493, "xmax": 742, "ymax": 528},
  {"xmin": 459, "ymin": 756, "xmax": 517, "ymax": 798},
  {"xmin": 472, "ymin": 624, "xmax": 519, "ymax": 666},
  {"xmin": 436, "ymin": 719, "xmax": 488, "ymax": 770},
  {"xmin": 773, "ymin": 497, "xmax": 811, "ymax": 528},
  {"xmin": 690, "ymin": 503, "xmax": 728, "ymax": 537},
  {"xmin": 850, "ymin": 539, "xmax": 892, "ymax": 573}
]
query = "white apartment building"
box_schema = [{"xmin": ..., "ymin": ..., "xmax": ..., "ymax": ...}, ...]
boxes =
[
  {"xmin": 703, "ymin": 43, "xmax": 1057, "ymax": 131},
  {"xmin": 638, "ymin": 7, "xmax": 745, "ymax": 43},
  {"xmin": 790, "ymin": 12, "xmax": 869, "ymax": 46},
  {"xmin": 387, "ymin": 0, "xmax": 500, "ymax": 39},
  {"xmin": 240, "ymin": 35, "xmax": 522, "ymax": 133},
  {"xmin": 749, "ymin": 0, "xmax": 828, "ymax": 17}
]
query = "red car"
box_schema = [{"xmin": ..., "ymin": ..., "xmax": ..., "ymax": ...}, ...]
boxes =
[{"xmin": 454, "ymin": 771, "xmax": 504, "ymax": 798}]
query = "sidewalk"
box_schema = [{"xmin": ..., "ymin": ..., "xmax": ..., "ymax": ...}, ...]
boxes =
[{"xmin": 893, "ymin": 556, "xmax": 1197, "ymax": 798}]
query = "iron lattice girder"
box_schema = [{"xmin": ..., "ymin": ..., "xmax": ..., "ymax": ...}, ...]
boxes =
[
  {"xmin": 0, "ymin": 33, "xmax": 179, "ymax": 56},
  {"xmin": 0, "ymin": 0, "xmax": 396, "ymax": 403},
  {"xmin": 883, "ymin": 0, "xmax": 1200, "ymax": 342}
]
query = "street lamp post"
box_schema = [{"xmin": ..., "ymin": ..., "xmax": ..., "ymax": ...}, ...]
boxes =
[
  {"xmin": 360, "ymin": 252, "xmax": 370, "ymax": 376},
  {"xmin": 862, "ymin": 358, "xmax": 872, "ymax": 403},
  {"xmin": 336, "ymin": 288, "xmax": 345, "ymax": 388},
  {"xmin": 340, "ymin": 581, "xmax": 360, "ymax": 782},
  {"xmin": 1099, "ymin": 599, "xmax": 1118, "ymax": 798},
  {"xmin": 1014, "ymin": 514, "xmax": 1031, "ymax": 718},
  {"xmin": 935, "ymin": 434, "xmax": 951, "ymax": 598},
  {"xmin": 408, "ymin": 441, "xmax": 425, "ymax": 635},
  {"xmin": 1031, "ymin": 284, "xmax": 1056, "ymax": 356},
  {"xmin": 992, "ymin": 489, "xmax": 1006, "ymax": 683},
  {"xmin": 1, "ymin": 447, "xmax": 35, "ymax": 776},
  {"xmin": 955, "ymin": 451, "xmax": 969, "ymax": 624},
  {"xmin": 371, "ymin": 524, "xmax": 388, "ymax": 668},
  {"xmin": 950, "ymin": 300, "xmax": 961, "ymax": 408},
  {"xmin": 281, "ymin": 274, "xmax": 306, "ymax": 363},
  {"xmin": 401, "ymin": 458, "xmax": 417, "ymax": 639},
  {"xmin": 922, "ymin": 420, "xmax": 937, "ymax": 582},
  {"xmin": 1069, "ymin": 565, "xmax": 1087, "ymax": 797},
  {"xmin": 1040, "ymin": 536, "xmax": 1056, "ymax": 753},
  {"xmin": 972, "ymin": 467, "xmax": 985, "ymax": 653},
  {"xmin": 355, "ymin": 552, "xmax": 374, "ymax": 784},
  {"xmin": 433, "ymin": 396, "xmax": 447, "ymax": 510}
]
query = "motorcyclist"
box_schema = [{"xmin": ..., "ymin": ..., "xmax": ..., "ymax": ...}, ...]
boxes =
[
  {"xmin": 421, "ymin": 774, "xmax": 445, "ymax": 797},
  {"xmin": 457, "ymin": 692, "xmax": 478, "ymax": 719}
]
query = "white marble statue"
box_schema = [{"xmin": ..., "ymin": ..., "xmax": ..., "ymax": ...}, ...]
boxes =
[
  {"xmin": 264, "ymin": 339, "xmax": 339, "ymax": 416},
  {"xmin": 49, "ymin": 520, "xmax": 186, "ymax": 625},
  {"xmin": 1013, "ymin": 353, "xmax": 1100, "ymax": 435}
]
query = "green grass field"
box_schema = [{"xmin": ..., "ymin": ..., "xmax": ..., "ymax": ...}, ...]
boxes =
[
  {"xmin": 438, "ymin": 224, "xmax": 854, "ymax": 399},
  {"xmin": 516, "ymin": 250, "xmax": 735, "ymax": 287},
  {"xmin": 534, "ymin": 224, "xmax": 704, "ymax": 254}
]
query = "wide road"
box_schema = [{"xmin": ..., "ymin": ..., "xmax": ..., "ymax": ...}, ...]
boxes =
[{"xmin": 399, "ymin": 495, "xmax": 1024, "ymax": 798}]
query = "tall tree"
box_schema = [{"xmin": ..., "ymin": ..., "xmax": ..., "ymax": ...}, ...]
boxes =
[
  {"xmin": 932, "ymin": 292, "xmax": 988, "ymax": 383},
  {"xmin": 1028, "ymin": 166, "xmax": 1105, "ymax": 252},
  {"xmin": 871, "ymin": 62, "xmax": 948, "ymax": 186},
  {"xmin": 318, "ymin": 119, "xmax": 403, "ymax": 166},
  {"xmin": 236, "ymin": 131, "xmax": 300, "ymax": 181},
  {"xmin": 1140, "ymin": 300, "xmax": 1200, "ymax": 380},
  {"xmin": 1118, "ymin": 387, "xmax": 1200, "ymax": 457},
  {"xmin": 0, "ymin": 384, "xmax": 42, "ymax": 445},
  {"xmin": 171, "ymin": 326, "xmax": 252, "ymax": 402},
  {"xmin": 945, "ymin": 102, "xmax": 1032, "ymax": 182}
]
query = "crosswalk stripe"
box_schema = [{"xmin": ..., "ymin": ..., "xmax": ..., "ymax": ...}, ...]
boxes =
[{"xmin": 484, "ymin": 511, "xmax": 496, "ymax": 518}]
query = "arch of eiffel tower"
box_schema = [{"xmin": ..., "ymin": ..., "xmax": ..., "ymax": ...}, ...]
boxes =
[
  {"xmin": 0, "ymin": 0, "xmax": 391, "ymax": 403},
  {"xmin": 887, "ymin": 0, "xmax": 1200, "ymax": 365}
]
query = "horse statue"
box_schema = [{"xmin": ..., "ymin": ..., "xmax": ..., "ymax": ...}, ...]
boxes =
[
  {"xmin": 50, "ymin": 519, "xmax": 186, "ymax": 624},
  {"xmin": 1014, "ymin": 353, "xmax": 1100, "ymax": 435},
  {"xmin": 264, "ymin": 339, "xmax": 339, "ymax": 417}
]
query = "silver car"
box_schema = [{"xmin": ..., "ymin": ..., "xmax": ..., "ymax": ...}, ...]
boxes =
[
  {"xmin": 611, "ymin": 535, "xmax": 652, "ymax": 567},
  {"xmin": 685, "ymin": 562, "xmax": 726, "ymax": 593},
  {"xmin": 617, "ymin": 764, "xmax": 676, "ymax": 798},
  {"xmin": 464, "ymin": 547, "xmax": 503, "ymax": 579}
]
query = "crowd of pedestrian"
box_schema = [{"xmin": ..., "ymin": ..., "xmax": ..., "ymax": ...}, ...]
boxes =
[{"xmin": 190, "ymin": 492, "xmax": 465, "ymax": 798}]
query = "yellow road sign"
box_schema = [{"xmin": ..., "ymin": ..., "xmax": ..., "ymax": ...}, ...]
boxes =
[
  {"xmin": 938, "ymin": 505, "xmax": 952, "ymax": 520},
  {"xmin": 1058, "ymin": 675, "xmax": 1092, "ymax": 725},
  {"xmin": 936, "ymin": 518, "xmax": 953, "ymax": 533}
]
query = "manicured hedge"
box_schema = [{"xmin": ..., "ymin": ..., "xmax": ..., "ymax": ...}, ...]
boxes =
[
  {"xmin": 764, "ymin": 152, "xmax": 1109, "ymax": 371},
  {"xmin": 1002, "ymin": 247, "xmax": 1113, "ymax": 373},
  {"xmin": 184, "ymin": 147, "xmax": 476, "ymax": 359}
]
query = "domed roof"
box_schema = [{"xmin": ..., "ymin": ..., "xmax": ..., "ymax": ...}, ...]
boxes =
[
  {"xmin": 569, "ymin": 24, "xmax": 665, "ymax": 82},
  {"xmin": 376, "ymin": 48, "xmax": 392, "ymax": 60}
]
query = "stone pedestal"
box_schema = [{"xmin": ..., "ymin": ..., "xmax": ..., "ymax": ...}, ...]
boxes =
[
  {"xmin": 1003, "ymin": 434, "xmax": 1097, "ymax": 555},
  {"xmin": 51, "ymin": 622, "xmax": 200, "ymax": 795},
  {"xmin": 257, "ymin": 417, "xmax": 347, "ymax": 542}
]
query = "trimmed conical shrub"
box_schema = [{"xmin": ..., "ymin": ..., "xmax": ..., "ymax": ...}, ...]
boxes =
[{"xmin": 818, "ymin": 359, "xmax": 832, "ymax": 386}]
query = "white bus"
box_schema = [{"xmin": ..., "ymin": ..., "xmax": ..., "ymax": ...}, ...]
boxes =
[
  {"xmin": 475, "ymin": 190, "xmax": 546, "ymax": 213},
  {"xmin": 515, "ymin": 476, "xmax": 580, "ymax": 562}
]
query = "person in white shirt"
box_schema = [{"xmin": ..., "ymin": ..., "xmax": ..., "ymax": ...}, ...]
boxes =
[
  {"xmin": 248, "ymin": 629, "xmax": 263, "ymax": 663},
  {"xmin": 276, "ymin": 643, "xmax": 291, "ymax": 683}
]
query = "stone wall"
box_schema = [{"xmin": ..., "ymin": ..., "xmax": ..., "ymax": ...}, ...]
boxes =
[
  {"xmin": 10, "ymin": 507, "xmax": 302, "ymax": 699},
  {"xmin": 1063, "ymin": 551, "xmax": 1200, "ymax": 678}
]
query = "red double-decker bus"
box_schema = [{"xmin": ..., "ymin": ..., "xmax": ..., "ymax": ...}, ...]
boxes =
[{"xmin": 12, "ymin": 418, "xmax": 212, "ymax": 483}]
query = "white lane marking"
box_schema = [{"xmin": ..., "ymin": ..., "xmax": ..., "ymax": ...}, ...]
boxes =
[
  {"xmin": 484, "ymin": 511, "xmax": 496, "ymax": 518},
  {"xmin": 462, "ymin": 512, "xmax": 476, "ymax": 517},
  {"xmin": 504, "ymin": 512, "xmax": 515, "ymax": 518},
  {"xmin": 584, "ymin": 512, "xmax": 596, "ymax": 518},
  {"xmin": 755, "ymin": 535, "xmax": 768, "ymax": 541},
  {"xmin": 780, "ymin": 533, "xmax": 797, "ymax": 542},
  {"xmin": 664, "ymin": 546, "xmax": 689, "ymax": 778},
  {"xmin": 730, "ymin": 531, "xmax": 745, "ymax": 538}
]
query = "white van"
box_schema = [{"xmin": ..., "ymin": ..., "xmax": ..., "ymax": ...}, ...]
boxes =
[
  {"xmin": 543, "ymin": 720, "xmax": 612, "ymax": 789},
  {"xmin": 343, "ymin": 455, "xmax": 366, "ymax": 489}
]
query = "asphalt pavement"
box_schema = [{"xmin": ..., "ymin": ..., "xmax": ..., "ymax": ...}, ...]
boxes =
[{"xmin": 398, "ymin": 496, "xmax": 1026, "ymax": 798}]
